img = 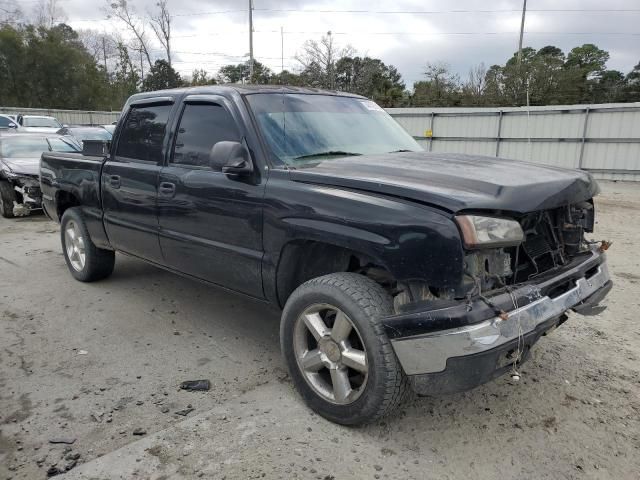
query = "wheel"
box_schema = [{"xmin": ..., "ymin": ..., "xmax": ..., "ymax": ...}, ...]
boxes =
[
  {"xmin": 0, "ymin": 180, "xmax": 16, "ymax": 218},
  {"xmin": 61, "ymin": 207, "xmax": 115, "ymax": 282},
  {"xmin": 281, "ymin": 272, "xmax": 409, "ymax": 425}
]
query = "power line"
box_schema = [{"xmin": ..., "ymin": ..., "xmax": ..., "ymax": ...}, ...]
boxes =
[
  {"xmin": 252, "ymin": 8, "xmax": 640, "ymax": 14},
  {"xmin": 171, "ymin": 30, "xmax": 640, "ymax": 38}
]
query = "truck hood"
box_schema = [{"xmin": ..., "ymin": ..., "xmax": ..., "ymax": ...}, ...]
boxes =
[
  {"xmin": 0, "ymin": 156, "xmax": 40, "ymax": 176},
  {"xmin": 289, "ymin": 152, "xmax": 598, "ymax": 214}
]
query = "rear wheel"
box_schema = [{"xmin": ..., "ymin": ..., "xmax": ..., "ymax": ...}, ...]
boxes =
[
  {"xmin": 0, "ymin": 180, "xmax": 16, "ymax": 218},
  {"xmin": 281, "ymin": 272, "xmax": 409, "ymax": 425},
  {"xmin": 61, "ymin": 207, "xmax": 115, "ymax": 282}
]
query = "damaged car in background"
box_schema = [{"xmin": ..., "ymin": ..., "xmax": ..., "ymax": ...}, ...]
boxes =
[{"xmin": 0, "ymin": 133, "xmax": 80, "ymax": 218}]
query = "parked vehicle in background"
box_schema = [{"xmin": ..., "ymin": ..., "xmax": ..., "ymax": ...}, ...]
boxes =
[
  {"xmin": 0, "ymin": 114, "xmax": 20, "ymax": 130},
  {"xmin": 17, "ymin": 115, "xmax": 63, "ymax": 133},
  {"xmin": 40, "ymin": 86, "xmax": 612, "ymax": 425},
  {"xmin": 0, "ymin": 133, "xmax": 80, "ymax": 217},
  {"xmin": 102, "ymin": 124, "xmax": 116, "ymax": 135},
  {"xmin": 56, "ymin": 126, "xmax": 112, "ymax": 146}
]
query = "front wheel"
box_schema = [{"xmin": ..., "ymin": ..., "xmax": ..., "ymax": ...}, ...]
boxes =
[
  {"xmin": 280, "ymin": 272, "xmax": 409, "ymax": 425},
  {"xmin": 61, "ymin": 207, "xmax": 115, "ymax": 282}
]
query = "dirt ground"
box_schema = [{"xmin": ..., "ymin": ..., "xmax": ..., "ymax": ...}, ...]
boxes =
[{"xmin": 1, "ymin": 180, "xmax": 639, "ymax": 480}]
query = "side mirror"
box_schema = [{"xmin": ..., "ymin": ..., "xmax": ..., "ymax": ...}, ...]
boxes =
[
  {"xmin": 8, "ymin": 123, "xmax": 17, "ymax": 129},
  {"xmin": 209, "ymin": 141, "xmax": 253, "ymax": 175}
]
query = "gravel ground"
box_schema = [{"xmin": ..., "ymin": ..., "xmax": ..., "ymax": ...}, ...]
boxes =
[{"xmin": 1, "ymin": 180, "xmax": 639, "ymax": 480}]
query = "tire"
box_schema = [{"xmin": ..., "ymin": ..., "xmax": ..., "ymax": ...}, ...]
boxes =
[
  {"xmin": 280, "ymin": 272, "xmax": 409, "ymax": 425},
  {"xmin": 61, "ymin": 207, "xmax": 115, "ymax": 282},
  {"xmin": 0, "ymin": 180, "xmax": 16, "ymax": 218}
]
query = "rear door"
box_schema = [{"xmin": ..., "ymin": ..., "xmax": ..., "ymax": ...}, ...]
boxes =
[
  {"xmin": 157, "ymin": 95, "xmax": 265, "ymax": 298},
  {"xmin": 102, "ymin": 98, "xmax": 175, "ymax": 262}
]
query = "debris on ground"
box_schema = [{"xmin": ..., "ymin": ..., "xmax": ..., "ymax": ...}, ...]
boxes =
[
  {"xmin": 175, "ymin": 406, "xmax": 195, "ymax": 416},
  {"xmin": 132, "ymin": 428, "xmax": 147, "ymax": 436},
  {"xmin": 48, "ymin": 437, "xmax": 76, "ymax": 445},
  {"xmin": 180, "ymin": 379, "xmax": 211, "ymax": 391}
]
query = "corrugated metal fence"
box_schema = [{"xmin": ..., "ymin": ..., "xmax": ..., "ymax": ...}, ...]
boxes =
[
  {"xmin": 388, "ymin": 102, "xmax": 640, "ymax": 181},
  {"xmin": 0, "ymin": 107, "xmax": 120, "ymax": 125}
]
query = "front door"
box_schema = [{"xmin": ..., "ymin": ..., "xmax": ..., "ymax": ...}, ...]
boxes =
[
  {"xmin": 102, "ymin": 100, "xmax": 174, "ymax": 262},
  {"xmin": 157, "ymin": 96, "xmax": 265, "ymax": 298}
]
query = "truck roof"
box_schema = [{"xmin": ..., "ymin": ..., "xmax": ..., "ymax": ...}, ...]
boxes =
[{"xmin": 128, "ymin": 84, "xmax": 366, "ymax": 100}]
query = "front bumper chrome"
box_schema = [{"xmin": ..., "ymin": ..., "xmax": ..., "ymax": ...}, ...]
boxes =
[{"xmin": 390, "ymin": 250, "xmax": 611, "ymax": 375}]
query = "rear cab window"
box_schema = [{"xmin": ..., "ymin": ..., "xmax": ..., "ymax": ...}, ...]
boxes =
[{"xmin": 115, "ymin": 104, "xmax": 172, "ymax": 163}]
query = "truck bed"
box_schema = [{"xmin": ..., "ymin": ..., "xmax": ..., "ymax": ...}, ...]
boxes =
[{"xmin": 40, "ymin": 151, "xmax": 109, "ymax": 247}]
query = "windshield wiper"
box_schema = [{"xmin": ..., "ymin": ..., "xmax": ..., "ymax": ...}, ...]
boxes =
[
  {"xmin": 388, "ymin": 149, "xmax": 413, "ymax": 153},
  {"xmin": 294, "ymin": 151, "xmax": 362, "ymax": 160}
]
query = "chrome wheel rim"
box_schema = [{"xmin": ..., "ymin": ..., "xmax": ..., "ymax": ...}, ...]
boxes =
[
  {"xmin": 64, "ymin": 220, "xmax": 86, "ymax": 272},
  {"xmin": 293, "ymin": 303, "xmax": 369, "ymax": 405}
]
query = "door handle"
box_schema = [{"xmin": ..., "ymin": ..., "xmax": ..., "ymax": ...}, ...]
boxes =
[
  {"xmin": 109, "ymin": 175, "xmax": 121, "ymax": 189},
  {"xmin": 159, "ymin": 181, "xmax": 176, "ymax": 197}
]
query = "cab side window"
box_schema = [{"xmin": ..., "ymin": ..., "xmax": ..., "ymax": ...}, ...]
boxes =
[
  {"xmin": 116, "ymin": 104, "xmax": 171, "ymax": 162},
  {"xmin": 172, "ymin": 103, "xmax": 240, "ymax": 169}
]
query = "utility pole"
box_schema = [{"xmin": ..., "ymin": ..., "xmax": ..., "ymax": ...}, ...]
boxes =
[
  {"xmin": 248, "ymin": 0, "xmax": 254, "ymax": 82},
  {"xmin": 517, "ymin": 0, "xmax": 527, "ymax": 67},
  {"xmin": 102, "ymin": 36, "xmax": 108, "ymax": 73},
  {"xmin": 281, "ymin": 26, "xmax": 284, "ymax": 73}
]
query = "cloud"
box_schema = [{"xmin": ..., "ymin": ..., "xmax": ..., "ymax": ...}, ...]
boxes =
[{"xmin": 59, "ymin": 0, "xmax": 639, "ymax": 85}]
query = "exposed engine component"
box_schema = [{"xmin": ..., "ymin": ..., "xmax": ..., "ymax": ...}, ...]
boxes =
[
  {"xmin": 514, "ymin": 201, "xmax": 594, "ymax": 281},
  {"xmin": 464, "ymin": 249, "xmax": 512, "ymax": 292}
]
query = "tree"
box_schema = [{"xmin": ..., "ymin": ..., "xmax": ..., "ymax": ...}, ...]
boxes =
[
  {"xmin": 0, "ymin": 25, "xmax": 27, "ymax": 105},
  {"xmin": 111, "ymin": 40, "xmax": 140, "ymax": 107},
  {"xmin": 149, "ymin": 0, "xmax": 171, "ymax": 67},
  {"xmin": 335, "ymin": 56, "xmax": 405, "ymax": 107},
  {"xmin": 625, "ymin": 61, "xmax": 640, "ymax": 102},
  {"xmin": 412, "ymin": 62, "xmax": 461, "ymax": 106},
  {"xmin": 461, "ymin": 63, "xmax": 488, "ymax": 105},
  {"xmin": 142, "ymin": 59, "xmax": 181, "ymax": 91},
  {"xmin": 190, "ymin": 68, "xmax": 216, "ymax": 86},
  {"xmin": 107, "ymin": 0, "xmax": 152, "ymax": 69},
  {"xmin": 296, "ymin": 32, "xmax": 355, "ymax": 89},
  {"xmin": 565, "ymin": 44, "xmax": 609, "ymax": 78},
  {"xmin": 33, "ymin": 0, "xmax": 66, "ymax": 28},
  {"xmin": 270, "ymin": 69, "xmax": 304, "ymax": 86},
  {"xmin": 591, "ymin": 70, "xmax": 626, "ymax": 103},
  {"xmin": 217, "ymin": 59, "xmax": 272, "ymax": 84},
  {"xmin": 78, "ymin": 29, "xmax": 118, "ymax": 74}
]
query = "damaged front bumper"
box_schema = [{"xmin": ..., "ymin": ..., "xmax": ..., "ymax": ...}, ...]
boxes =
[
  {"xmin": 384, "ymin": 247, "xmax": 611, "ymax": 395},
  {"xmin": 9, "ymin": 175, "xmax": 42, "ymax": 216}
]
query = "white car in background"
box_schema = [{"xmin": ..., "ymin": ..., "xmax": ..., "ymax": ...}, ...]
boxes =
[
  {"xmin": 17, "ymin": 115, "xmax": 64, "ymax": 133},
  {"xmin": 0, "ymin": 114, "xmax": 20, "ymax": 130}
]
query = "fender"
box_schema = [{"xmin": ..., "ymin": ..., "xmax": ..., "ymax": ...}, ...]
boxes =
[{"xmin": 262, "ymin": 170, "xmax": 466, "ymax": 305}]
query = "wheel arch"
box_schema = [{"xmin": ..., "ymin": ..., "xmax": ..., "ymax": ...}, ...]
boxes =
[{"xmin": 274, "ymin": 236, "xmax": 395, "ymax": 308}]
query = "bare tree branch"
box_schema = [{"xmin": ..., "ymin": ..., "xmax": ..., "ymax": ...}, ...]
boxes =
[
  {"xmin": 149, "ymin": 0, "xmax": 171, "ymax": 66},
  {"xmin": 107, "ymin": 0, "xmax": 152, "ymax": 69},
  {"xmin": 296, "ymin": 32, "xmax": 355, "ymax": 89}
]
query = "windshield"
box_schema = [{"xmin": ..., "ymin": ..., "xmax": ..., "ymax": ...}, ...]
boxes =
[
  {"xmin": 47, "ymin": 137, "xmax": 81, "ymax": 152},
  {"xmin": 69, "ymin": 128, "xmax": 112, "ymax": 142},
  {"xmin": 246, "ymin": 94, "xmax": 421, "ymax": 165},
  {"xmin": 23, "ymin": 117, "xmax": 62, "ymax": 128},
  {"xmin": 0, "ymin": 136, "xmax": 79, "ymax": 157},
  {"xmin": 0, "ymin": 137, "xmax": 51, "ymax": 157}
]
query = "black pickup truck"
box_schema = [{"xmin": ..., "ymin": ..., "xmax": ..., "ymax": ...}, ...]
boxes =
[{"xmin": 40, "ymin": 86, "xmax": 612, "ymax": 425}]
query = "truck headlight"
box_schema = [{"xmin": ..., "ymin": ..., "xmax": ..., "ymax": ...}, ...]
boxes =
[{"xmin": 455, "ymin": 215, "xmax": 524, "ymax": 249}]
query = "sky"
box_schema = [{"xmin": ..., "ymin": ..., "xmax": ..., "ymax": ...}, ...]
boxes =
[{"xmin": 28, "ymin": 0, "xmax": 640, "ymax": 87}]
